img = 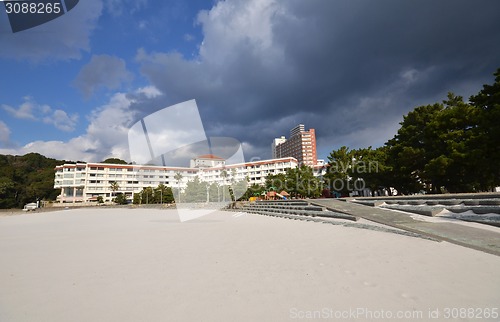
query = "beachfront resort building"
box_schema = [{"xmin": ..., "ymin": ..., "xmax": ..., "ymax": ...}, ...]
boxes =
[
  {"xmin": 54, "ymin": 123, "xmax": 328, "ymax": 203},
  {"xmin": 54, "ymin": 156, "xmax": 300, "ymax": 203},
  {"xmin": 272, "ymin": 124, "xmax": 318, "ymax": 166}
]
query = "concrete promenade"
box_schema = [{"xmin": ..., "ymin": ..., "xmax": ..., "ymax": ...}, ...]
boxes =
[{"xmin": 309, "ymin": 199, "xmax": 500, "ymax": 256}]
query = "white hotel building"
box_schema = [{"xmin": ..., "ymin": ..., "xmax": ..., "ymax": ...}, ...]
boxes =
[{"xmin": 54, "ymin": 156, "xmax": 305, "ymax": 203}]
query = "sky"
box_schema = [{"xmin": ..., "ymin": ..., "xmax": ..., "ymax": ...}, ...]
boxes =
[{"xmin": 1, "ymin": 0, "xmax": 500, "ymax": 164}]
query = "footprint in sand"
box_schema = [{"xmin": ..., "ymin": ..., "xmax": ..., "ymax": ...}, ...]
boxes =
[
  {"xmin": 400, "ymin": 292, "xmax": 418, "ymax": 301},
  {"xmin": 363, "ymin": 281, "xmax": 378, "ymax": 287}
]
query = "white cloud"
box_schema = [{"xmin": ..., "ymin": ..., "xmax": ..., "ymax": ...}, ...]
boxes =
[
  {"xmin": 183, "ymin": 33, "xmax": 195, "ymax": 42},
  {"xmin": 43, "ymin": 110, "xmax": 79, "ymax": 132},
  {"xmin": 2, "ymin": 98, "xmax": 38, "ymax": 120},
  {"xmin": 0, "ymin": 92, "xmax": 137, "ymax": 161},
  {"xmin": 86, "ymin": 92, "xmax": 137, "ymax": 150},
  {"xmin": 135, "ymin": 86, "xmax": 162, "ymax": 99},
  {"xmin": 74, "ymin": 54, "xmax": 133, "ymax": 98},
  {"xmin": 196, "ymin": 0, "xmax": 283, "ymax": 66},
  {"xmin": 0, "ymin": 121, "xmax": 11, "ymax": 146},
  {"xmin": 2, "ymin": 96, "xmax": 78, "ymax": 132},
  {"xmin": 138, "ymin": 20, "xmax": 148, "ymax": 30},
  {"xmin": 17, "ymin": 139, "xmax": 96, "ymax": 162}
]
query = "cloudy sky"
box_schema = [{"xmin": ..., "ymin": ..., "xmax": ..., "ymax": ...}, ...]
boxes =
[{"xmin": 1, "ymin": 0, "xmax": 499, "ymax": 163}]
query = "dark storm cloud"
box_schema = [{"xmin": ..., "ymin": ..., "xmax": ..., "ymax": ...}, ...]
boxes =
[{"xmin": 136, "ymin": 0, "xmax": 500, "ymax": 160}]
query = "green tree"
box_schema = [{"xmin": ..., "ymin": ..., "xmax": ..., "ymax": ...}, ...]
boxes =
[
  {"xmin": 132, "ymin": 193, "xmax": 141, "ymax": 205},
  {"xmin": 385, "ymin": 103, "xmax": 445, "ymax": 194},
  {"xmin": 385, "ymin": 89, "xmax": 497, "ymax": 194},
  {"xmin": 286, "ymin": 165, "xmax": 322, "ymax": 198},
  {"xmin": 265, "ymin": 173, "xmax": 287, "ymax": 192},
  {"xmin": 426, "ymin": 94, "xmax": 479, "ymax": 192},
  {"xmin": 174, "ymin": 172, "xmax": 183, "ymax": 203},
  {"xmin": 220, "ymin": 169, "xmax": 228, "ymax": 202},
  {"xmin": 141, "ymin": 187, "xmax": 154, "ymax": 204},
  {"xmin": 182, "ymin": 176, "xmax": 207, "ymax": 203},
  {"xmin": 101, "ymin": 158, "xmax": 128, "ymax": 164},
  {"xmin": 350, "ymin": 146, "xmax": 391, "ymax": 195},
  {"xmin": 0, "ymin": 153, "xmax": 65, "ymax": 208},
  {"xmin": 0, "ymin": 177, "xmax": 15, "ymax": 208},
  {"xmin": 324, "ymin": 146, "xmax": 355, "ymax": 196},
  {"xmin": 228, "ymin": 168, "xmax": 239, "ymax": 201},
  {"xmin": 113, "ymin": 193, "xmax": 128, "ymax": 205},
  {"xmin": 469, "ymin": 68, "xmax": 500, "ymax": 190},
  {"xmin": 155, "ymin": 183, "xmax": 174, "ymax": 204},
  {"xmin": 207, "ymin": 182, "xmax": 220, "ymax": 202},
  {"xmin": 240, "ymin": 183, "xmax": 265, "ymax": 200},
  {"xmin": 109, "ymin": 181, "xmax": 120, "ymax": 198},
  {"xmin": 231, "ymin": 178, "xmax": 248, "ymax": 201}
]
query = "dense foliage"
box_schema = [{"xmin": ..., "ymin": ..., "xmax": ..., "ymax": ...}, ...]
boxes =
[
  {"xmin": 133, "ymin": 184, "xmax": 175, "ymax": 204},
  {"xmin": 264, "ymin": 165, "xmax": 322, "ymax": 198},
  {"xmin": 0, "ymin": 153, "xmax": 65, "ymax": 208},
  {"xmin": 101, "ymin": 158, "xmax": 128, "ymax": 164},
  {"xmin": 173, "ymin": 173, "xmax": 247, "ymax": 203},
  {"xmin": 326, "ymin": 68, "xmax": 500, "ymax": 195}
]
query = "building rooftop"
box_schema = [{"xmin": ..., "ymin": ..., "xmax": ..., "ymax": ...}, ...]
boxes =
[{"xmin": 196, "ymin": 154, "xmax": 225, "ymax": 160}]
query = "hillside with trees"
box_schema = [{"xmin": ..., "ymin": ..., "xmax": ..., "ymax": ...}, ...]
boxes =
[
  {"xmin": 0, "ymin": 153, "xmax": 65, "ymax": 208},
  {"xmin": 0, "ymin": 155, "xmax": 134, "ymax": 209}
]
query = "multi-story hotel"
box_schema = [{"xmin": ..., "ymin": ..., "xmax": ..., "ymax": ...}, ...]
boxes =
[
  {"xmin": 54, "ymin": 156, "xmax": 299, "ymax": 203},
  {"xmin": 273, "ymin": 124, "xmax": 318, "ymax": 166},
  {"xmin": 54, "ymin": 123, "xmax": 326, "ymax": 204}
]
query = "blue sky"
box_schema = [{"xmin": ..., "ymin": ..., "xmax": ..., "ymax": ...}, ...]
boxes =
[{"xmin": 1, "ymin": 0, "xmax": 500, "ymax": 163}]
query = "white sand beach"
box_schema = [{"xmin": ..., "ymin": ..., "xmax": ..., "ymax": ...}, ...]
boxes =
[{"xmin": 0, "ymin": 208, "xmax": 499, "ymax": 322}]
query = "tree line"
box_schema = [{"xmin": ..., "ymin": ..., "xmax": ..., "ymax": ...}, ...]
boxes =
[
  {"xmin": 325, "ymin": 68, "xmax": 500, "ymax": 195},
  {"xmin": 128, "ymin": 169, "xmax": 249, "ymax": 204}
]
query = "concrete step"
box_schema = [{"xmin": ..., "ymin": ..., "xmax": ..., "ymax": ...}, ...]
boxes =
[
  {"xmin": 447, "ymin": 206, "xmax": 500, "ymax": 214},
  {"xmin": 244, "ymin": 204, "xmax": 323, "ymax": 212},
  {"xmin": 245, "ymin": 207, "xmax": 358, "ymax": 222},
  {"xmin": 380, "ymin": 204, "xmax": 444, "ymax": 217},
  {"xmin": 254, "ymin": 201, "xmax": 309, "ymax": 206}
]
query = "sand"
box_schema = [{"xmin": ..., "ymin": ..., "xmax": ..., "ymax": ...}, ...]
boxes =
[{"xmin": 0, "ymin": 208, "xmax": 499, "ymax": 322}]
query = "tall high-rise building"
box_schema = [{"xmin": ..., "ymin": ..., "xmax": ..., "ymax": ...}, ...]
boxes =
[
  {"xmin": 271, "ymin": 136, "xmax": 287, "ymax": 159},
  {"xmin": 273, "ymin": 124, "xmax": 318, "ymax": 166}
]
